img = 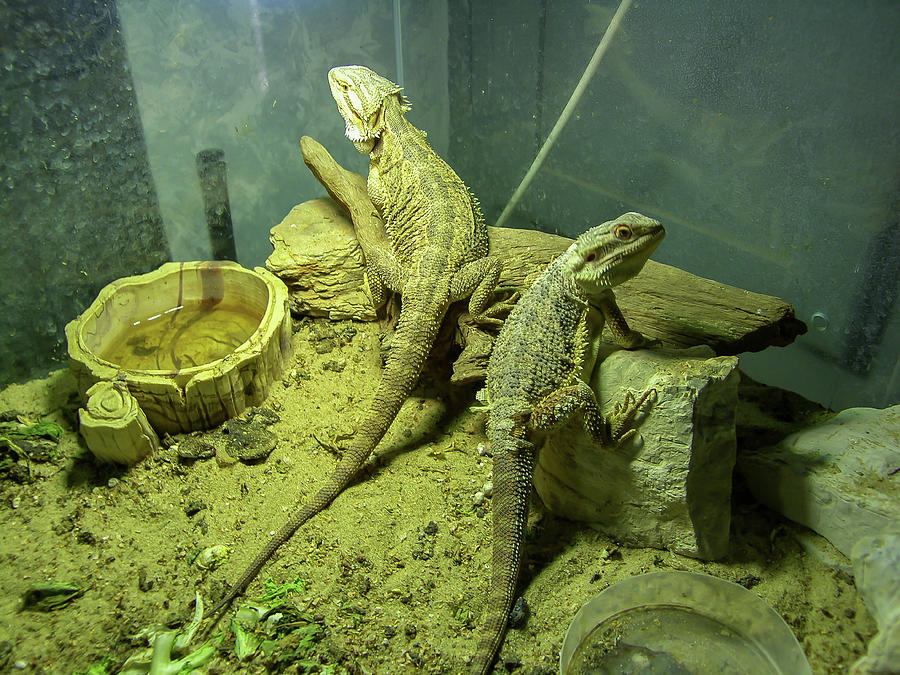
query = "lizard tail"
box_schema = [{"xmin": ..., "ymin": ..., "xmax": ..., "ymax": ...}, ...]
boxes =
[
  {"xmin": 206, "ymin": 300, "xmax": 445, "ymax": 622},
  {"xmin": 470, "ymin": 426, "xmax": 534, "ymax": 675}
]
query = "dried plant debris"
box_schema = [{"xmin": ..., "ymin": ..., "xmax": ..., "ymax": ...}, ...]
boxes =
[
  {"xmin": 0, "ymin": 414, "xmax": 64, "ymax": 482},
  {"xmin": 226, "ymin": 577, "xmax": 326, "ymax": 670},
  {"xmin": 21, "ymin": 582, "xmax": 84, "ymax": 611}
]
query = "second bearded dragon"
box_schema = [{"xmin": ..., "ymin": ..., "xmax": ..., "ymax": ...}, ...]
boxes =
[{"xmin": 471, "ymin": 213, "xmax": 665, "ymax": 673}]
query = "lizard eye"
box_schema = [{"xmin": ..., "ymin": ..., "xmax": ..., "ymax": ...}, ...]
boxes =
[
  {"xmin": 585, "ymin": 253, "xmax": 596, "ymax": 262},
  {"xmin": 614, "ymin": 224, "xmax": 633, "ymax": 240}
]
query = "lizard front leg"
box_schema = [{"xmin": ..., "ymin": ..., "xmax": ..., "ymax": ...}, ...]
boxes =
[
  {"xmin": 528, "ymin": 381, "xmax": 656, "ymax": 446},
  {"xmin": 531, "ymin": 301, "xmax": 653, "ymax": 443},
  {"xmin": 357, "ymin": 236, "xmax": 405, "ymax": 310},
  {"xmin": 449, "ymin": 255, "xmax": 513, "ymax": 326},
  {"xmin": 594, "ymin": 291, "xmax": 658, "ymax": 349}
]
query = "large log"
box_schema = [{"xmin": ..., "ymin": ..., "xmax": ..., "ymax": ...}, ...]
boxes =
[
  {"xmin": 268, "ymin": 136, "xmax": 806, "ymax": 356},
  {"xmin": 485, "ymin": 226, "xmax": 810, "ymax": 353}
]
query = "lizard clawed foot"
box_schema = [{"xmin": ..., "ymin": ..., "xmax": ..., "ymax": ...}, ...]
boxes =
[
  {"xmin": 609, "ymin": 387, "xmax": 657, "ymax": 444},
  {"xmin": 471, "ymin": 290, "xmax": 521, "ymax": 328},
  {"xmin": 313, "ymin": 430, "xmax": 351, "ymax": 456},
  {"xmin": 621, "ymin": 330, "xmax": 661, "ymax": 350}
]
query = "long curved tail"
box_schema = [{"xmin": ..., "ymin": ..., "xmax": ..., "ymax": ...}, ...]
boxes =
[
  {"xmin": 470, "ymin": 424, "xmax": 534, "ymax": 675},
  {"xmin": 206, "ymin": 300, "xmax": 445, "ymax": 621}
]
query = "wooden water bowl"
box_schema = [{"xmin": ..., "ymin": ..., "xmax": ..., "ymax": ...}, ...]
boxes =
[{"xmin": 66, "ymin": 261, "xmax": 292, "ymax": 450}]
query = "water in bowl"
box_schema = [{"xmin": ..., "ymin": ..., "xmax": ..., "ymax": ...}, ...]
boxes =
[{"xmin": 99, "ymin": 300, "xmax": 263, "ymax": 371}]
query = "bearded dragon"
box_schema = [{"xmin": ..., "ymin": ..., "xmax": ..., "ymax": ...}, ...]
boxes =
[
  {"xmin": 207, "ymin": 65, "xmax": 503, "ymax": 618},
  {"xmin": 472, "ymin": 213, "xmax": 665, "ymax": 673}
]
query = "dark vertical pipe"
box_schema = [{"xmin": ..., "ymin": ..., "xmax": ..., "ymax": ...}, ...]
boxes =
[{"xmin": 196, "ymin": 148, "xmax": 237, "ymax": 261}]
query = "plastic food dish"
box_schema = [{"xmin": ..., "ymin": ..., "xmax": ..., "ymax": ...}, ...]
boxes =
[{"xmin": 560, "ymin": 571, "xmax": 812, "ymax": 675}]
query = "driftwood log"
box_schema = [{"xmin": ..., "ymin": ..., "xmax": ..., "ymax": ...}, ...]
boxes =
[
  {"xmin": 269, "ymin": 136, "xmax": 805, "ymax": 360},
  {"xmin": 486, "ymin": 227, "xmax": 808, "ymax": 355}
]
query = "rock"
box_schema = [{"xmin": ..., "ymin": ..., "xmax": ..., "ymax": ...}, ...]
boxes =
[
  {"xmin": 852, "ymin": 620, "xmax": 900, "ymax": 675},
  {"xmin": 738, "ymin": 405, "xmax": 900, "ymax": 557},
  {"xmin": 534, "ymin": 345, "xmax": 739, "ymax": 560},
  {"xmin": 266, "ymin": 199, "xmax": 378, "ymax": 321},
  {"xmin": 508, "ymin": 596, "xmax": 529, "ymax": 628},
  {"xmin": 853, "ymin": 534, "xmax": 900, "ymax": 629},
  {"xmin": 851, "ymin": 534, "xmax": 900, "ymax": 674},
  {"xmin": 175, "ymin": 434, "xmax": 216, "ymax": 460},
  {"xmin": 220, "ymin": 411, "xmax": 279, "ymax": 462}
]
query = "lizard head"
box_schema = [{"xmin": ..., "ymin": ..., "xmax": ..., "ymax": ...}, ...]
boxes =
[
  {"xmin": 328, "ymin": 65, "xmax": 411, "ymax": 154},
  {"xmin": 566, "ymin": 212, "xmax": 666, "ymax": 297}
]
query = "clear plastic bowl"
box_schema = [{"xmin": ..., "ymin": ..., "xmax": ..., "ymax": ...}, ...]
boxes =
[{"xmin": 560, "ymin": 571, "xmax": 811, "ymax": 675}]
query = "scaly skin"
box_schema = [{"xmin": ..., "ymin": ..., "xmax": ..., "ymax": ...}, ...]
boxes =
[
  {"xmin": 207, "ymin": 66, "xmax": 502, "ymax": 620},
  {"xmin": 472, "ymin": 213, "xmax": 665, "ymax": 674}
]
